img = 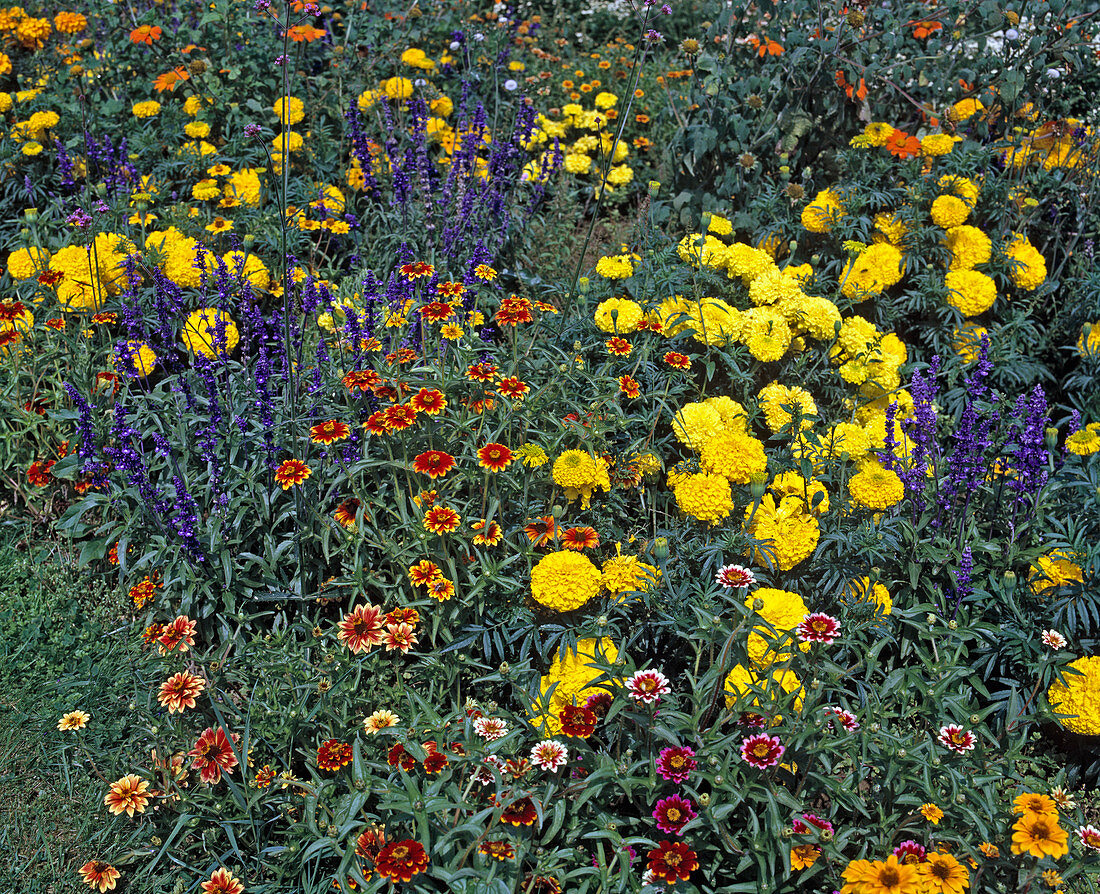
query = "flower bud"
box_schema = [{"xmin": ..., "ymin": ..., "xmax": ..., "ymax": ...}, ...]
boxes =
[
  {"xmin": 752, "ymin": 597, "xmax": 765, "ymax": 611},
  {"xmin": 714, "ymin": 774, "xmax": 724, "ymax": 784},
  {"xmin": 750, "ymin": 471, "xmax": 768, "ymax": 499},
  {"xmin": 23, "ymin": 208, "xmax": 37, "ymax": 222},
  {"xmin": 926, "ymin": 613, "xmax": 937, "ymax": 625},
  {"xmin": 948, "ymin": 620, "xmax": 958, "ymax": 630},
  {"xmin": 648, "ymin": 180, "xmax": 660, "ymax": 196},
  {"xmin": 499, "ymin": 661, "xmax": 510, "ymax": 676},
  {"xmin": 578, "ymin": 277, "xmax": 590, "ymax": 295},
  {"xmin": 698, "ymin": 792, "xmax": 711, "ymax": 807},
  {"xmin": 782, "ymin": 826, "xmax": 794, "ymax": 839},
  {"xmin": 654, "ymin": 536, "xmax": 670, "ymax": 560},
  {"xmin": 1046, "ymin": 427, "xmax": 1059, "ymax": 449},
  {"xmin": 597, "ymin": 615, "xmax": 608, "ymax": 627},
  {"xmin": 969, "ymin": 714, "xmax": 980, "ymax": 724}
]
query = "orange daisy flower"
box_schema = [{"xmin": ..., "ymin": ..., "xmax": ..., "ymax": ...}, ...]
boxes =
[
  {"xmin": 524, "ymin": 515, "xmax": 556, "ymax": 546},
  {"xmin": 334, "ymin": 497, "xmax": 360, "ymax": 529},
  {"xmin": 410, "ymin": 387, "xmax": 447, "ymax": 415},
  {"xmin": 466, "ymin": 362, "xmax": 499, "ymax": 382},
  {"xmin": 478, "ymin": 442, "xmax": 514, "ymax": 472},
  {"xmin": 200, "ymin": 868, "xmax": 245, "ymax": 894},
  {"xmin": 383, "ymin": 622, "xmax": 418, "ymax": 652},
  {"xmin": 424, "ymin": 506, "xmax": 461, "ymax": 534},
  {"xmin": 274, "ymin": 459, "xmax": 311, "ymax": 490},
  {"xmin": 560, "ymin": 526, "xmax": 599, "ymax": 551},
  {"xmin": 428, "ymin": 576, "xmax": 456, "ymax": 601},
  {"xmin": 129, "ymin": 24, "xmax": 162, "ymax": 44},
  {"xmin": 496, "ymin": 295, "xmax": 534, "ymax": 326},
  {"xmin": 286, "ymin": 23, "xmax": 326, "ymax": 41},
  {"xmin": 911, "ymin": 20, "xmax": 943, "ymax": 38},
  {"xmin": 337, "ymin": 603, "xmax": 386, "ymax": 653},
  {"xmin": 158, "ymin": 672, "xmax": 206, "ymax": 713},
  {"xmin": 157, "ymin": 615, "xmax": 197, "ymax": 652},
  {"xmin": 408, "ymin": 560, "xmax": 443, "ymax": 587},
  {"xmin": 472, "ymin": 519, "xmax": 503, "ymax": 546},
  {"xmin": 79, "ymin": 861, "xmax": 121, "ymax": 892},
  {"xmin": 606, "ymin": 337, "xmax": 632, "ymax": 356},
  {"xmin": 153, "ymin": 67, "xmax": 190, "ymax": 93},
  {"xmin": 497, "ymin": 376, "xmax": 530, "ymax": 399},
  {"xmin": 413, "ymin": 450, "xmax": 456, "ymax": 479},
  {"xmin": 383, "ymin": 403, "xmax": 418, "ymax": 431},
  {"xmin": 310, "ymin": 420, "xmax": 351, "ymax": 444},
  {"xmin": 104, "ymin": 774, "xmax": 151, "ymax": 817},
  {"xmin": 885, "ymin": 129, "xmax": 921, "ymax": 158}
]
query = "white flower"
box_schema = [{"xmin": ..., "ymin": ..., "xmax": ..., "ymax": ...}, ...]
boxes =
[
  {"xmin": 1042, "ymin": 629, "xmax": 1068, "ymax": 650},
  {"xmin": 626, "ymin": 669, "xmax": 671, "ymax": 705},
  {"xmin": 529, "ymin": 740, "xmax": 568, "ymax": 772},
  {"xmin": 449, "ymin": 41, "xmax": 461, "ymax": 50},
  {"xmin": 473, "ymin": 716, "xmax": 509, "ymax": 741},
  {"xmin": 503, "ymin": 79, "xmax": 518, "ymax": 91},
  {"xmin": 715, "ymin": 563, "xmax": 756, "ymax": 589}
]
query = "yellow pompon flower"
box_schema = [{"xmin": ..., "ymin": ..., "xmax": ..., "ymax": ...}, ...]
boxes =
[
  {"xmin": 593, "ymin": 297, "xmax": 643, "ymax": 334},
  {"xmin": 801, "ymin": 188, "xmax": 845, "ymax": 233},
  {"xmin": 672, "ymin": 402, "xmax": 724, "ymax": 452},
  {"xmin": 1047, "ymin": 655, "xmax": 1100, "ymax": 735},
  {"xmin": 531, "ymin": 551, "xmax": 603, "ymax": 612},
  {"xmin": 744, "ymin": 495, "xmax": 818, "ymax": 570},
  {"xmin": 745, "ymin": 586, "xmax": 811, "ymax": 667},
  {"xmin": 1029, "ymin": 549, "xmax": 1084, "ymax": 595},
  {"xmin": 273, "ymin": 96, "xmax": 304, "ymax": 125},
  {"xmin": 532, "ymin": 637, "xmax": 618, "ymax": 734},
  {"xmin": 770, "ymin": 471, "xmax": 829, "ymax": 515},
  {"xmin": 674, "ymin": 472, "xmax": 734, "ymax": 525},
  {"xmin": 921, "ymin": 133, "xmax": 958, "ymax": 157},
  {"xmin": 1011, "ymin": 812, "xmax": 1069, "ymax": 859},
  {"xmin": 1065, "ymin": 423, "xmax": 1100, "ymax": 456},
  {"xmin": 601, "ymin": 547, "xmax": 660, "ymax": 599},
  {"xmin": 1005, "ymin": 233, "xmax": 1047, "ymax": 291},
  {"xmin": 132, "ymin": 100, "xmax": 161, "ymax": 118},
  {"xmin": 931, "ymin": 194, "xmax": 971, "ymax": 229},
  {"xmin": 848, "ymin": 460, "xmax": 905, "ymax": 510},
  {"xmin": 594, "ymin": 254, "xmax": 634, "ymax": 279},
  {"xmin": 700, "ymin": 430, "xmax": 767, "ymax": 484},
  {"xmin": 181, "ymin": 308, "xmax": 239, "ymax": 359},
  {"xmin": 945, "ymin": 225, "xmax": 991, "ymax": 271},
  {"xmin": 723, "ymin": 663, "xmax": 803, "ymax": 714},
  {"xmin": 553, "ymin": 450, "xmax": 610, "ymax": 509},
  {"xmin": 758, "ymin": 382, "xmax": 816, "ymax": 435}
]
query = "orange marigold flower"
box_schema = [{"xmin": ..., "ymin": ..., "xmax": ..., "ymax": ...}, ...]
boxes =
[
  {"xmin": 413, "ymin": 450, "xmax": 456, "ymax": 479},
  {"xmin": 104, "ymin": 774, "xmax": 152, "ymax": 817},
  {"xmin": 337, "ymin": 603, "xmax": 386, "ymax": 653},
  {"xmin": 478, "ymin": 442, "xmax": 514, "ymax": 472},
  {"xmin": 79, "ymin": 861, "xmax": 121, "ymax": 892},
  {"xmin": 606, "ymin": 337, "xmax": 632, "ymax": 356},
  {"xmin": 158, "ymin": 672, "xmax": 206, "ymax": 713},
  {"xmin": 274, "ymin": 459, "xmax": 311, "ymax": 489},
  {"xmin": 663, "ymin": 351, "xmax": 691, "ymax": 370},
  {"xmin": 410, "ymin": 387, "xmax": 447, "ymax": 415},
  {"xmin": 424, "ymin": 506, "xmax": 461, "ymax": 534},
  {"xmin": 310, "ymin": 420, "xmax": 350, "ymax": 444},
  {"xmin": 130, "ymin": 24, "xmax": 162, "ymax": 44}
]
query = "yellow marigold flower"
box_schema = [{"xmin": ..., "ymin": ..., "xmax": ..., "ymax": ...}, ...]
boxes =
[
  {"xmin": 181, "ymin": 308, "xmax": 239, "ymax": 359},
  {"xmin": 921, "ymin": 133, "xmax": 958, "ymax": 157},
  {"xmin": 6, "ymin": 245, "xmax": 50, "ymax": 280},
  {"xmin": 839, "ymin": 242, "xmax": 904, "ymax": 299},
  {"xmin": 531, "ymin": 550, "xmax": 603, "ymax": 612},
  {"xmin": 1005, "ymin": 233, "xmax": 1047, "ymax": 291},
  {"xmin": 945, "ymin": 269, "xmax": 997, "ymax": 317},
  {"xmin": 674, "ymin": 472, "xmax": 734, "ymax": 525},
  {"xmin": 931, "ymin": 194, "xmax": 971, "ymax": 228},
  {"xmin": 400, "ymin": 47, "xmax": 435, "ymax": 70},
  {"xmin": 740, "ymin": 306, "xmax": 791, "ymax": 361},
  {"xmin": 1077, "ymin": 323, "xmax": 1100, "ymax": 359},
  {"xmin": 552, "ymin": 450, "xmax": 610, "ymax": 509},
  {"xmin": 114, "ymin": 341, "xmax": 157, "ymax": 378},
  {"xmin": 770, "ymin": 471, "xmax": 829, "ymax": 515},
  {"xmin": 602, "ymin": 549, "xmax": 659, "ymax": 598},
  {"xmin": 949, "ymin": 97, "xmax": 984, "ymax": 123},
  {"xmin": 532, "ymin": 638, "xmax": 618, "ymax": 734},
  {"xmin": 594, "ymin": 254, "xmax": 634, "ymax": 279},
  {"xmin": 843, "ymin": 577, "xmax": 893, "ymax": 615},
  {"xmin": 514, "ymin": 443, "xmax": 549, "ymax": 467},
  {"xmin": 744, "ymin": 495, "xmax": 818, "ymax": 570},
  {"xmin": 1030, "ymin": 550, "xmax": 1085, "ymax": 595},
  {"xmin": 724, "ymin": 242, "xmax": 776, "ymax": 285},
  {"xmin": 672, "ymin": 402, "xmax": 725, "ymax": 452},
  {"xmin": 945, "ymin": 225, "xmax": 991, "ymax": 271},
  {"xmin": 724, "ymin": 663, "xmax": 803, "ymax": 712},
  {"xmin": 273, "ymin": 96, "xmax": 304, "ymax": 125},
  {"xmin": 704, "ymin": 212, "xmax": 733, "ymax": 236},
  {"xmin": 861, "ymin": 121, "xmax": 895, "ymax": 146},
  {"xmin": 745, "ymin": 586, "xmax": 811, "ymax": 667},
  {"xmin": 758, "ymin": 382, "xmax": 816, "ymax": 434},
  {"xmin": 593, "ymin": 297, "xmax": 643, "ymax": 334},
  {"xmin": 848, "ymin": 460, "xmax": 905, "ymax": 510},
  {"xmin": 953, "ymin": 323, "xmax": 989, "ymax": 363},
  {"xmin": 132, "ymin": 100, "xmax": 162, "ymax": 118},
  {"xmin": 939, "ymin": 175, "xmax": 980, "ymax": 208},
  {"xmin": 703, "ymin": 396, "xmax": 748, "ymax": 432},
  {"xmin": 677, "ymin": 233, "xmax": 728, "ymax": 269},
  {"xmin": 801, "ymin": 188, "xmax": 845, "ymax": 234},
  {"xmin": 1066, "ymin": 423, "xmax": 1100, "ymax": 456},
  {"xmin": 700, "ymin": 431, "xmax": 767, "ymax": 483}
]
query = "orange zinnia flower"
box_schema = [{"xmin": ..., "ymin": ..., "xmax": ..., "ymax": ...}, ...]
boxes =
[
  {"xmin": 342, "ymin": 368, "xmax": 382, "ymax": 391},
  {"xmin": 472, "ymin": 519, "xmax": 503, "ymax": 546},
  {"xmin": 375, "ymin": 840, "xmax": 430, "ymax": 883},
  {"xmin": 524, "ymin": 515, "xmax": 556, "ymax": 546},
  {"xmin": 333, "ymin": 497, "xmax": 360, "ymax": 529},
  {"xmin": 410, "ymin": 387, "xmax": 447, "ymax": 415},
  {"xmin": 466, "ymin": 361, "xmax": 499, "ymax": 382},
  {"xmin": 497, "ymin": 376, "xmax": 529, "ymax": 399},
  {"xmin": 413, "ymin": 450, "xmax": 456, "ymax": 479},
  {"xmin": 104, "ymin": 774, "xmax": 152, "ymax": 817},
  {"xmin": 383, "ymin": 403, "xmax": 418, "ymax": 431},
  {"xmin": 310, "ymin": 420, "xmax": 351, "ymax": 444},
  {"xmin": 424, "ymin": 506, "xmax": 461, "ymax": 534},
  {"xmin": 911, "ymin": 20, "xmax": 943, "ymax": 39},
  {"xmin": 561, "ymin": 526, "xmax": 599, "ymax": 551},
  {"xmin": 274, "ymin": 459, "xmax": 311, "ymax": 489},
  {"xmin": 286, "ymin": 23, "xmax": 326, "ymax": 42},
  {"xmin": 478, "ymin": 442, "xmax": 514, "ymax": 472},
  {"xmin": 400, "ymin": 261, "xmax": 434, "ymax": 280},
  {"xmin": 428, "ymin": 577, "xmax": 456, "ymax": 600},
  {"xmin": 408, "ymin": 560, "xmax": 443, "ymax": 587},
  {"xmin": 158, "ymin": 672, "xmax": 206, "ymax": 713},
  {"xmin": 79, "ymin": 861, "xmax": 121, "ymax": 892},
  {"xmin": 885, "ymin": 129, "xmax": 921, "ymax": 158},
  {"xmin": 130, "ymin": 24, "xmax": 162, "ymax": 44},
  {"xmin": 153, "ymin": 67, "xmax": 190, "ymax": 93},
  {"xmin": 337, "ymin": 603, "xmax": 386, "ymax": 653}
]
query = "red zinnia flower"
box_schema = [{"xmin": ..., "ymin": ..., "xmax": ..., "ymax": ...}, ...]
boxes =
[
  {"xmin": 343, "ymin": 369, "xmax": 382, "ymax": 392},
  {"xmin": 524, "ymin": 515, "xmax": 556, "ymax": 546},
  {"xmin": 46, "ymin": 317, "xmax": 66, "ymax": 329},
  {"xmin": 375, "ymin": 839, "xmax": 430, "ymax": 883},
  {"xmin": 387, "ymin": 742, "xmax": 417, "ymax": 771},
  {"xmin": 796, "ymin": 612, "xmax": 841, "ymax": 644},
  {"xmin": 715, "ymin": 564, "xmax": 756, "ymax": 589},
  {"xmin": 936, "ymin": 724, "xmax": 976, "ymax": 753},
  {"xmin": 619, "ymin": 375, "xmax": 641, "ymax": 398},
  {"xmin": 424, "ymin": 506, "xmax": 461, "ymax": 534},
  {"xmin": 585, "ymin": 691, "xmax": 613, "ymax": 717},
  {"xmin": 410, "ymin": 387, "xmax": 447, "ymax": 415},
  {"xmin": 606, "ymin": 337, "xmax": 632, "ymax": 356},
  {"xmin": 647, "ymin": 840, "xmax": 699, "ymax": 884},
  {"xmin": 740, "ymin": 733, "xmax": 785, "ymax": 769},
  {"xmin": 399, "ymin": 261, "xmax": 435, "ymax": 280},
  {"xmin": 560, "ymin": 526, "xmax": 599, "ymax": 551},
  {"xmin": 0, "ymin": 301, "xmax": 25, "ymax": 324},
  {"xmin": 653, "ymin": 794, "xmax": 697, "ymax": 836},
  {"xmin": 310, "ymin": 420, "xmax": 350, "ymax": 444},
  {"xmin": 408, "ymin": 560, "xmax": 442, "ymax": 587},
  {"xmin": 664, "ymin": 351, "xmax": 691, "ymax": 369},
  {"xmin": 501, "ymin": 796, "xmax": 539, "ymax": 827},
  {"xmin": 200, "ymin": 868, "xmax": 245, "ymax": 894},
  {"xmin": 472, "ymin": 518, "xmax": 503, "ymax": 546},
  {"xmin": 79, "ymin": 860, "xmax": 121, "ymax": 892},
  {"xmin": 423, "ymin": 750, "xmax": 449, "ymax": 774},
  {"xmin": 466, "ymin": 362, "xmax": 499, "ymax": 382},
  {"xmin": 656, "ymin": 745, "xmax": 697, "ymax": 783},
  {"xmin": 274, "ymin": 459, "xmax": 311, "ymax": 490},
  {"xmin": 559, "ymin": 703, "xmax": 598, "ymax": 737},
  {"xmin": 364, "ymin": 411, "xmax": 392, "ymax": 436},
  {"xmin": 383, "ymin": 403, "xmax": 418, "ymax": 431},
  {"xmin": 437, "ymin": 280, "xmax": 465, "ymax": 298},
  {"xmin": 188, "ymin": 726, "xmax": 239, "ymax": 784},
  {"xmin": 158, "ymin": 615, "xmax": 197, "ymax": 653},
  {"xmin": 158, "ymin": 672, "xmax": 206, "ymax": 713},
  {"xmin": 419, "ymin": 301, "xmax": 455, "ymax": 323},
  {"xmin": 40, "ymin": 271, "xmax": 65, "ymax": 287},
  {"xmin": 478, "ymin": 442, "xmax": 514, "ymax": 472},
  {"xmin": 317, "ymin": 739, "xmax": 353, "ymax": 771},
  {"xmin": 497, "ymin": 376, "xmax": 530, "ymax": 398},
  {"xmin": 496, "ymin": 295, "xmax": 534, "ymax": 327},
  {"xmin": 337, "ymin": 604, "xmax": 386, "ymax": 653},
  {"xmin": 386, "ymin": 607, "xmax": 420, "ymax": 626},
  {"xmin": 885, "ymin": 129, "xmax": 921, "ymax": 158},
  {"xmin": 479, "ymin": 840, "xmax": 516, "ymax": 861},
  {"xmin": 413, "ymin": 450, "xmax": 456, "ymax": 479},
  {"xmin": 383, "ymin": 622, "xmax": 418, "ymax": 652},
  {"xmin": 27, "ymin": 460, "xmax": 55, "ymax": 487}
]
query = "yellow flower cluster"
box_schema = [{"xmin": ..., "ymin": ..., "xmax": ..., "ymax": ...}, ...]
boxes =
[
  {"xmin": 593, "ymin": 297, "xmax": 643, "ymax": 334},
  {"xmin": 724, "ymin": 663, "xmax": 803, "ymax": 713},
  {"xmin": 847, "ymin": 460, "xmax": 905, "ymax": 510},
  {"xmin": 1029, "ymin": 550, "xmax": 1084, "ymax": 595},
  {"xmin": 181, "ymin": 309, "xmax": 240, "ymax": 359},
  {"xmin": 1047, "ymin": 655, "xmax": 1100, "ymax": 736},
  {"xmin": 945, "ymin": 268, "xmax": 997, "ymax": 317},
  {"xmin": 1007, "ymin": 117, "xmax": 1095, "ymax": 171},
  {"xmin": 745, "ymin": 587, "xmax": 811, "ymax": 667},
  {"xmin": 801, "ymin": 188, "xmax": 845, "ymax": 233},
  {"xmin": 48, "ymin": 234, "xmax": 135, "ymax": 311},
  {"xmin": 531, "ymin": 551, "xmax": 603, "ymax": 612},
  {"xmin": 673, "ymin": 472, "xmax": 734, "ymax": 525},
  {"xmin": 533, "ymin": 638, "xmax": 618, "ymax": 734},
  {"xmin": 758, "ymin": 383, "xmax": 816, "ymax": 434},
  {"xmin": 521, "ymin": 99, "xmax": 632, "ymax": 193},
  {"xmin": 552, "ymin": 450, "xmax": 610, "ymax": 509},
  {"xmin": 744, "ymin": 495, "xmax": 819, "ymax": 570}
]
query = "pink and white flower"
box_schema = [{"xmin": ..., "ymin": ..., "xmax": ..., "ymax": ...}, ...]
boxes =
[
  {"xmin": 740, "ymin": 733, "xmax": 785, "ymax": 769},
  {"xmin": 529, "ymin": 740, "xmax": 569, "ymax": 772},
  {"xmin": 473, "ymin": 716, "xmax": 509, "ymax": 741},
  {"xmin": 471, "ymin": 754, "xmax": 505, "ymax": 786},
  {"xmin": 1042, "ymin": 629, "xmax": 1068, "ymax": 650},
  {"xmin": 936, "ymin": 724, "xmax": 976, "ymax": 754},
  {"xmin": 796, "ymin": 612, "xmax": 841, "ymax": 644},
  {"xmin": 1078, "ymin": 825, "xmax": 1100, "ymax": 851},
  {"xmin": 626, "ymin": 669, "xmax": 671, "ymax": 705},
  {"xmin": 823, "ymin": 706, "xmax": 860, "ymax": 732},
  {"xmin": 715, "ymin": 564, "xmax": 756, "ymax": 589}
]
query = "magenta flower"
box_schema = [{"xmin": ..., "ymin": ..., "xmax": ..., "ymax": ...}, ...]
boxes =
[
  {"xmin": 823, "ymin": 706, "xmax": 860, "ymax": 732},
  {"xmin": 740, "ymin": 733, "xmax": 784, "ymax": 769},
  {"xmin": 892, "ymin": 840, "xmax": 927, "ymax": 864},
  {"xmin": 652, "ymin": 794, "xmax": 696, "ymax": 835},
  {"xmin": 796, "ymin": 612, "xmax": 841, "ymax": 644},
  {"xmin": 655, "ymin": 745, "xmax": 697, "ymax": 784},
  {"xmin": 626, "ymin": 669, "xmax": 670, "ymax": 705}
]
